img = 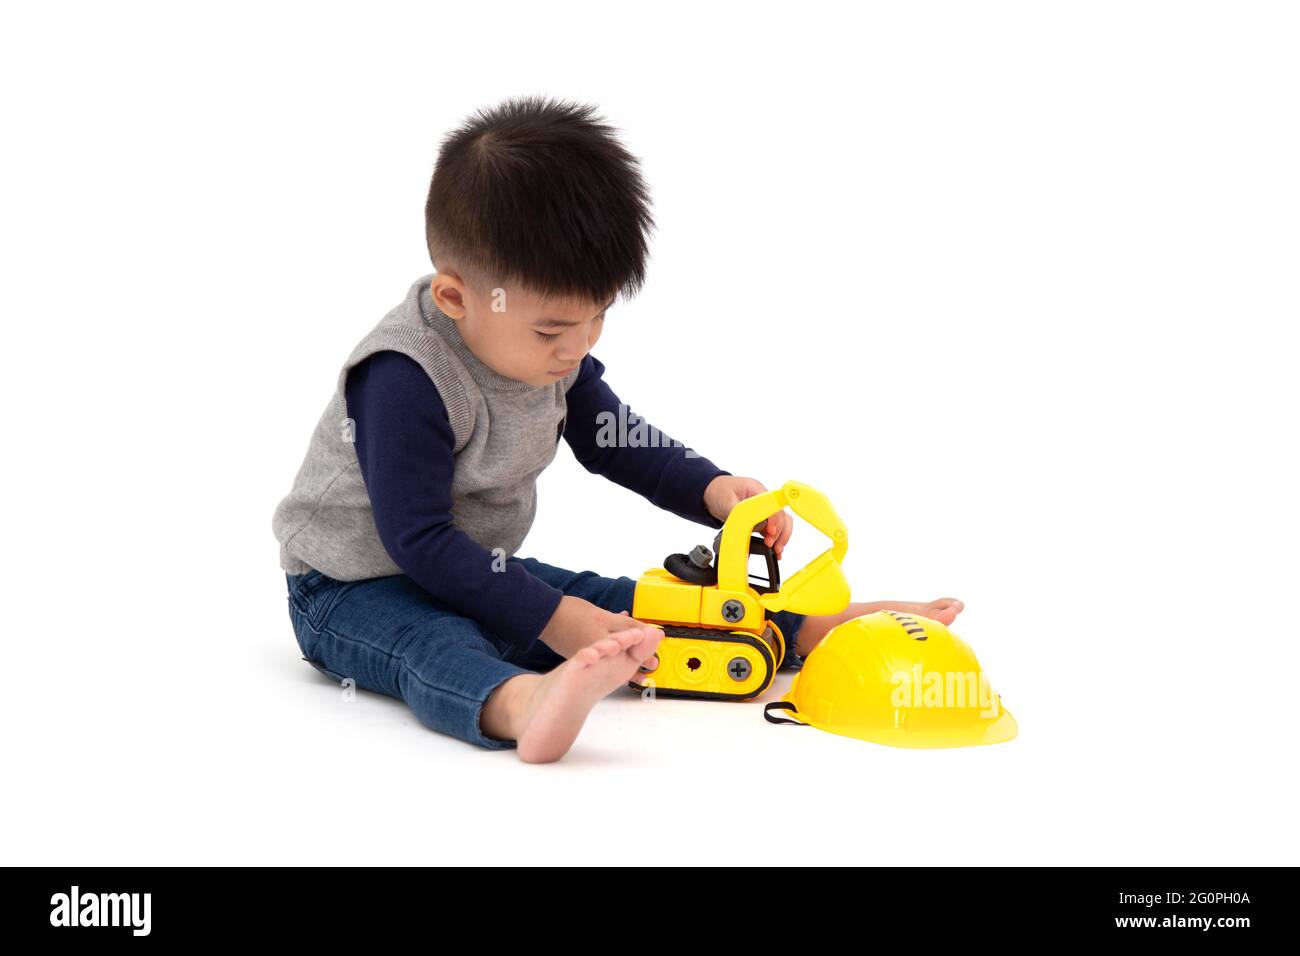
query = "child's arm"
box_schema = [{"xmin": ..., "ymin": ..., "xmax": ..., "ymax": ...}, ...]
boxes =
[
  {"xmin": 562, "ymin": 354, "xmax": 792, "ymax": 555},
  {"xmin": 562, "ymin": 353, "xmax": 730, "ymax": 528},
  {"xmin": 345, "ymin": 351, "xmax": 566, "ymax": 655}
]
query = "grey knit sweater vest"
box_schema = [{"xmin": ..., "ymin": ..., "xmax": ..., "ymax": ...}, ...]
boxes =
[{"xmin": 272, "ymin": 273, "xmax": 583, "ymax": 580}]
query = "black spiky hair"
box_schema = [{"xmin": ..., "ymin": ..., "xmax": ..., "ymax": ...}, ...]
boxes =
[{"xmin": 424, "ymin": 96, "xmax": 655, "ymax": 305}]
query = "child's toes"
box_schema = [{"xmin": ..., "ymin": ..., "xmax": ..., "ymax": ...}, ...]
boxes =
[
  {"xmin": 923, "ymin": 598, "xmax": 964, "ymax": 625},
  {"xmin": 611, "ymin": 629, "xmax": 643, "ymax": 650},
  {"xmin": 629, "ymin": 629, "xmax": 662, "ymax": 662},
  {"xmin": 593, "ymin": 637, "xmax": 624, "ymax": 656}
]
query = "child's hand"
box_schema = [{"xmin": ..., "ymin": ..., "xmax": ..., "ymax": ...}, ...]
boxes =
[
  {"xmin": 702, "ymin": 475, "xmax": 794, "ymax": 560},
  {"xmin": 539, "ymin": 596, "xmax": 661, "ymax": 660}
]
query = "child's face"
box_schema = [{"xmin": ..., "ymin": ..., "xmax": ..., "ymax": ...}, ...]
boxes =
[{"xmin": 431, "ymin": 274, "xmax": 610, "ymax": 387}]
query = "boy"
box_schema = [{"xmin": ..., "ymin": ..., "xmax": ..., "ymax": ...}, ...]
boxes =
[{"xmin": 272, "ymin": 96, "xmax": 962, "ymax": 763}]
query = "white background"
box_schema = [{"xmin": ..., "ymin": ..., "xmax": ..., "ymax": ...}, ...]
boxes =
[{"xmin": 2, "ymin": 0, "xmax": 1296, "ymax": 866}]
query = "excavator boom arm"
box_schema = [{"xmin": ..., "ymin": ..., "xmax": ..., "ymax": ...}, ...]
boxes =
[{"xmin": 716, "ymin": 481, "xmax": 851, "ymax": 616}]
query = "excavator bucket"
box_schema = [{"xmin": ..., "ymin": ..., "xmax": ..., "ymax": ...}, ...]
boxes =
[{"xmin": 760, "ymin": 549, "xmax": 850, "ymax": 616}]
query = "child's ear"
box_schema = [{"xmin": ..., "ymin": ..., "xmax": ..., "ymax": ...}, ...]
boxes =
[{"xmin": 430, "ymin": 276, "xmax": 468, "ymax": 319}]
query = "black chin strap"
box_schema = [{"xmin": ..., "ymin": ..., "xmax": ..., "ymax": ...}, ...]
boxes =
[{"xmin": 763, "ymin": 701, "xmax": 808, "ymax": 726}]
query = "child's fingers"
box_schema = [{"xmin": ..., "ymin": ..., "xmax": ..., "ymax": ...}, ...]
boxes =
[
  {"xmin": 764, "ymin": 514, "xmax": 782, "ymax": 544},
  {"xmin": 764, "ymin": 512, "xmax": 792, "ymax": 555}
]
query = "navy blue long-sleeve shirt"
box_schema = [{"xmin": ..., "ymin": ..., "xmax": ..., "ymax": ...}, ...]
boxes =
[{"xmin": 344, "ymin": 350, "xmax": 730, "ymax": 653}]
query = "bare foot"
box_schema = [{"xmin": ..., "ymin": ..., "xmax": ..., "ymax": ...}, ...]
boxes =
[
  {"xmin": 514, "ymin": 626, "xmax": 662, "ymax": 764},
  {"xmin": 876, "ymin": 597, "xmax": 964, "ymax": 627},
  {"xmin": 795, "ymin": 597, "xmax": 965, "ymax": 657}
]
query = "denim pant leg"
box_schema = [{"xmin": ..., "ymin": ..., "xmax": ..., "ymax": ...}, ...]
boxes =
[
  {"xmin": 770, "ymin": 607, "xmax": 808, "ymax": 673},
  {"xmin": 286, "ymin": 570, "xmax": 532, "ymax": 751},
  {"xmin": 508, "ymin": 555, "xmax": 809, "ymax": 673}
]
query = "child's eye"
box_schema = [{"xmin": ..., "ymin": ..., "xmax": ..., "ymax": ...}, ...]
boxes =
[{"xmin": 535, "ymin": 313, "xmax": 604, "ymax": 342}]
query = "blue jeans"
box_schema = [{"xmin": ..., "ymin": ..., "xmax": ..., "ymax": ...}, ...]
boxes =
[{"xmin": 284, "ymin": 555, "xmax": 807, "ymax": 751}]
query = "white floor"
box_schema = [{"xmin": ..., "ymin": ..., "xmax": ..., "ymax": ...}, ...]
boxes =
[
  {"xmin": 4, "ymin": 1, "xmax": 1297, "ymax": 867},
  {"xmin": 10, "ymin": 566, "xmax": 1295, "ymax": 866}
]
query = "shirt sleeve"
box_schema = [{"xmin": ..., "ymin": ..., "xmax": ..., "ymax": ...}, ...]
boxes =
[
  {"xmin": 344, "ymin": 350, "xmax": 564, "ymax": 656},
  {"xmin": 562, "ymin": 353, "xmax": 730, "ymax": 529}
]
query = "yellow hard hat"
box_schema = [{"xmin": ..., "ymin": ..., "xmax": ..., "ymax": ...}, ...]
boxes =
[{"xmin": 764, "ymin": 610, "xmax": 1017, "ymax": 748}]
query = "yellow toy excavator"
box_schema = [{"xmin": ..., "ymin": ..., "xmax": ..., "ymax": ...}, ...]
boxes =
[{"xmin": 629, "ymin": 480, "xmax": 851, "ymax": 701}]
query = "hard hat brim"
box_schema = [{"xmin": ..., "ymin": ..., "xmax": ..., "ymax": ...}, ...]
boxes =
[
  {"xmin": 794, "ymin": 705, "xmax": 1018, "ymax": 749},
  {"xmin": 774, "ymin": 682, "xmax": 1019, "ymax": 749}
]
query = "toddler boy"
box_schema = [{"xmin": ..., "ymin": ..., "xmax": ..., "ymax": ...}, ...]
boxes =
[{"xmin": 272, "ymin": 96, "xmax": 962, "ymax": 762}]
